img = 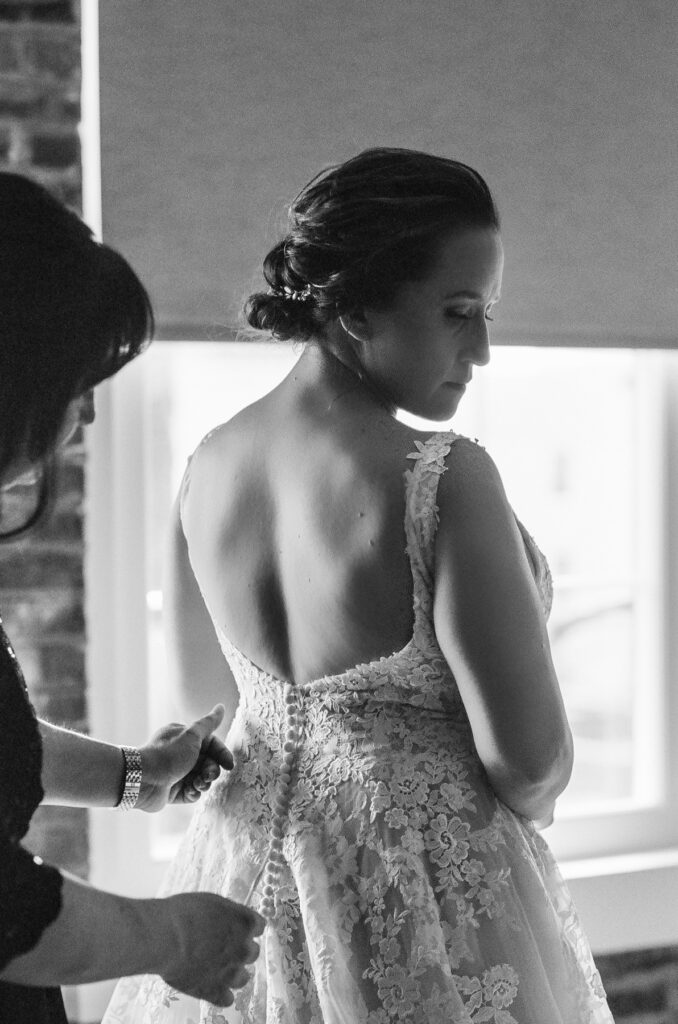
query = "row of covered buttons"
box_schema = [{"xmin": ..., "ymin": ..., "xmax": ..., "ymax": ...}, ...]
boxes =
[{"xmin": 259, "ymin": 681, "xmax": 302, "ymax": 919}]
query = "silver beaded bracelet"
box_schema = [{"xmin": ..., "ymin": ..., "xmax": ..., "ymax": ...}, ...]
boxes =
[{"xmin": 117, "ymin": 745, "xmax": 142, "ymax": 810}]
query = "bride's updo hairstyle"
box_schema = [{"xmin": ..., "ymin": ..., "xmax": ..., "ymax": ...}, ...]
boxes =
[{"xmin": 244, "ymin": 147, "xmax": 499, "ymax": 343}]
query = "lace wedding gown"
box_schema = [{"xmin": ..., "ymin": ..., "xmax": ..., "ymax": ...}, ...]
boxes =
[{"xmin": 104, "ymin": 432, "xmax": 613, "ymax": 1024}]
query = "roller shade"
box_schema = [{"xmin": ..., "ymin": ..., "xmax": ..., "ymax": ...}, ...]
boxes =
[{"xmin": 99, "ymin": 0, "xmax": 678, "ymax": 346}]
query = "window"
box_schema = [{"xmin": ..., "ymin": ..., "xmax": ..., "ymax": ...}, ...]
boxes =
[{"xmin": 86, "ymin": 342, "xmax": 678, "ymax": 948}]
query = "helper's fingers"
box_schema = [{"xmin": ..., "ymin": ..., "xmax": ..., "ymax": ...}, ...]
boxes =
[
  {"xmin": 199, "ymin": 760, "xmax": 221, "ymax": 784},
  {"xmin": 227, "ymin": 967, "xmax": 251, "ymax": 991},
  {"xmin": 242, "ymin": 938, "xmax": 261, "ymax": 964},
  {"xmin": 203, "ymin": 734, "xmax": 234, "ymax": 771},
  {"xmin": 250, "ymin": 911, "xmax": 266, "ymax": 937},
  {"xmin": 186, "ymin": 704, "xmax": 226, "ymax": 745}
]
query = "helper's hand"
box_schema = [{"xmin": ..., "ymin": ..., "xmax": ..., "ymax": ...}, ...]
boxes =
[
  {"xmin": 159, "ymin": 893, "xmax": 265, "ymax": 1006},
  {"xmin": 136, "ymin": 704, "xmax": 234, "ymax": 813}
]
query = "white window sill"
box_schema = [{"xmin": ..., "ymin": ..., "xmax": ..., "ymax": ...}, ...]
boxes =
[{"xmin": 561, "ymin": 848, "xmax": 678, "ymax": 952}]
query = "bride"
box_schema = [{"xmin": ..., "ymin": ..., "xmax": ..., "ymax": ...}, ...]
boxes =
[{"xmin": 105, "ymin": 147, "xmax": 613, "ymax": 1023}]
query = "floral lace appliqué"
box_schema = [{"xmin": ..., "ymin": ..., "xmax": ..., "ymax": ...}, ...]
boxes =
[{"xmin": 104, "ymin": 432, "xmax": 612, "ymax": 1024}]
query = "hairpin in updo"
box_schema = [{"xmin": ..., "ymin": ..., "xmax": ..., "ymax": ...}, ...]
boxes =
[{"xmin": 269, "ymin": 284, "xmax": 313, "ymax": 302}]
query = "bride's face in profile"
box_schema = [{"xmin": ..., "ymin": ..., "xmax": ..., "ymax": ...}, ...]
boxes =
[
  {"xmin": 349, "ymin": 228, "xmax": 504, "ymax": 422},
  {"xmin": 0, "ymin": 390, "xmax": 95, "ymax": 489}
]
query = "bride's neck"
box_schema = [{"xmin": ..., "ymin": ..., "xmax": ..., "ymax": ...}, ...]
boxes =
[{"xmin": 296, "ymin": 338, "xmax": 395, "ymax": 416}]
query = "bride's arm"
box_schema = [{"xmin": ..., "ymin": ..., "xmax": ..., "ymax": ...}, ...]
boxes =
[
  {"xmin": 164, "ymin": 493, "xmax": 239, "ymax": 728},
  {"xmin": 432, "ymin": 439, "xmax": 573, "ymax": 823}
]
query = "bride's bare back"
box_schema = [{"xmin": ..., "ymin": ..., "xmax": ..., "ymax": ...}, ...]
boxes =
[{"xmin": 180, "ymin": 345, "xmax": 423, "ymax": 687}]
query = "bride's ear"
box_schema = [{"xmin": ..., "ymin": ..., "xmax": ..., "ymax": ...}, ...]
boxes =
[{"xmin": 339, "ymin": 311, "xmax": 372, "ymax": 344}]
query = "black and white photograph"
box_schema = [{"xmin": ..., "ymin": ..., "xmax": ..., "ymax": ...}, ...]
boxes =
[{"xmin": 1, "ymin": 2, "xmax": 677, "ymax": 1022}]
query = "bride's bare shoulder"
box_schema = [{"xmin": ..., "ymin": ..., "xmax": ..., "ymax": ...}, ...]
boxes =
[
  {"xmin": 436, "ymin": 435, "xmax": 514, "ymax": 538},
  {"xmin": 190, "ymin": 400, "xmax": 268, "ymax": 467},
  {"xmin": 180, "ymin": 403, "xmax": 272, "ymax": 521}
]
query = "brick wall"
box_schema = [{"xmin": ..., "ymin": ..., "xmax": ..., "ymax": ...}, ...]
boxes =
[{"xmin": 0, "ymin": 0, "xmax": 87, "ymax": 879}]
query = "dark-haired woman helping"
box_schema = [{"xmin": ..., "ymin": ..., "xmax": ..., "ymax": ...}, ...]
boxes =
[{"xmin": 0, "ymin": 173, "xmax": 263, "ymax": 1023}]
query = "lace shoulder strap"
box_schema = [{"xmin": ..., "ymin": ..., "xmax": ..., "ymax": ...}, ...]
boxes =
[
  {"xmin": 403, "ymin": 430, "xmax": 461, "ymax": 620},
  {"xmin": 404, "ymin": 431, "xmax": 554, "ymax": 622}
]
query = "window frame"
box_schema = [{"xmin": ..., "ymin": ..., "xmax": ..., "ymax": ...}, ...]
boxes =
[{"xmin": 86, "ymin": 345, "xmax": 678, "ymax": 950}]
